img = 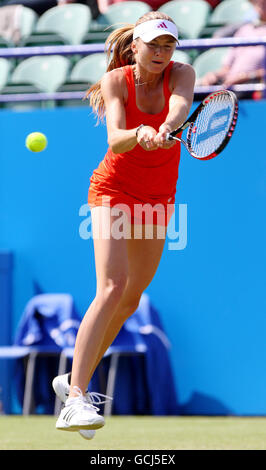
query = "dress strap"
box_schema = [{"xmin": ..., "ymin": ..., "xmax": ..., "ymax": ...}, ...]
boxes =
[
  {"xmin": 163, "ymin": 61, "xmax": 174, "ymax": 100},
  {"xmin": 121, "ymin": 65, "xmax": 133, "ymax": 107}
]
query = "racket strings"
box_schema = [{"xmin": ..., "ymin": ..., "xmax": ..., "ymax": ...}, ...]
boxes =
[{"xmin": 189, "ymin": 93, "xmax": 235, "ymax": 158}]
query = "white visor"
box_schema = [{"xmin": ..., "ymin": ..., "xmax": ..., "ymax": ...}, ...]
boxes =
[{"xmin": 133, "ymin": 19, "xmax": 179, "ymax": 44}]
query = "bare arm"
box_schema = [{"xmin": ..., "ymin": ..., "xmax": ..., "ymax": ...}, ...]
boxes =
[
  {"xmin": 164, "ymin": 63, "xmax": 196, "ymax": 130},
  {"xmin": 196, "ymin": 64, "xmax": 230, "ymax": 86},
  {"xmin": 222, "ymin": 67, "xmax": 266, "ymax": 87},
  {"xmin": 155, "ymin": 63, "xmax": 196, "ymax": 147},
  {"xmin": 101, "ymin": 70, "xmax": 139, "ymax": 154}
]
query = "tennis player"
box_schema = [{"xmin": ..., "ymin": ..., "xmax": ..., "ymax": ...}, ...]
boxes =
[{"xmin": 54, "ymin": 10, "xmax": 195, "ymax": 435}]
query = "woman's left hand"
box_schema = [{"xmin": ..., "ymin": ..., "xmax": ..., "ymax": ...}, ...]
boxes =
[{"xmin": 154, "ymin": 124, "xmax": 177, "ymax": 149}]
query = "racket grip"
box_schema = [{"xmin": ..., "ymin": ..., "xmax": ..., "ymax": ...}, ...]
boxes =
[{"xmin": 166, "ymin": 132, "xmax": 174, "ymax": 141}]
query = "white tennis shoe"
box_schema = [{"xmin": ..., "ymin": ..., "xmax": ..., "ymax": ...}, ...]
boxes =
[
  {"xmin": 56, "ymin": 386, "xmax": 105, "ymax": 431},
  {"xmin": 53, "ymin": 373, "xmax": 112, "ymax": 439},
  {"xmin": 52, "ymin": 373, "xmax": 86, "ymax": 403}
]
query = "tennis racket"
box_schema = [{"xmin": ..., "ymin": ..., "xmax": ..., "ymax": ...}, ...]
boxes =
[{"xmin": 166, "ymin": 90, "xmax": 238, "ymax": 160}]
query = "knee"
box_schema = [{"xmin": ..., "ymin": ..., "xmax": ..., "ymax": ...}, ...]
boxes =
[
  {"xmin": 116, "ymin": 293, "xmax": 142, "ymax": 321},
  {"xmin": 97, "ymin": 275, "xmax": 128, "ymax": 308}
]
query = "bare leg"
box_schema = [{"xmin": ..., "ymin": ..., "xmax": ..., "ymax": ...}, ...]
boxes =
[
  {"xmin": 69, "ymin": 207, "xmax": 129, "ymax": 396},
  {"xmin": 69, "ymin": 212, "xmax": 167, "ymax": 397},
  {"xmin": 83, "ymin": 223, "xmax": 167, "ymax": 388}
]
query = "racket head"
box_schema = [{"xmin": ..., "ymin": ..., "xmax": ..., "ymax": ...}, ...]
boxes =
[{"xmin": 186, "ymin": 90, "xmax": 238, "ymax": 160}]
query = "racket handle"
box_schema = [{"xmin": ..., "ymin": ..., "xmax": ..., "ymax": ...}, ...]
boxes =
[
  {"xmin": 166, "ymin": 133, "xmax": 181, "ymax": 142},
  {"xmin": 166, "ymin": 132, "xmax": 174, "ymax": 141}
]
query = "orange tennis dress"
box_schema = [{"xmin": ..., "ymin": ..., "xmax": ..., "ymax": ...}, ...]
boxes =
[{"xmin": 88, "ymin": 61, "xmax": 181, "ymax": 226}]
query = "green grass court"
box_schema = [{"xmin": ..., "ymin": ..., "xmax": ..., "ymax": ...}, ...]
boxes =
[{"xmin": 1, "ymin": 416, "xmax": 266, "ymax": 450}]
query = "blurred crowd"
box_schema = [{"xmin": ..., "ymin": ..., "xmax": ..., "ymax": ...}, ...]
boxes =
[
  {"xmin": 0, "ymin": 0, "xmax": 265, "ymax": 97},
  {"xmin": 0, "ymin": 0, "xmax": 228, "ymax": 16},
  {"xmin": 197, "ymin": 0, "xmax": 266, "ymax": 89}
]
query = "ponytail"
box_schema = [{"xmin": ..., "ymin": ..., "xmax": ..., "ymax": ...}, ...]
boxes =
[{"xmin": 84, "ymin": 24, "xmax": 135, "ymax": 122}]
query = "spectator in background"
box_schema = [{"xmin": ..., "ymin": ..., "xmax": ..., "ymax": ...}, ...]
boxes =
[
  {"xmin": 0, "ymin": 4, "xmax": 23, "ymax": 44},
  {"xmin": 197, "ymin": 0, "xmax": 266, "ymax": 88}
]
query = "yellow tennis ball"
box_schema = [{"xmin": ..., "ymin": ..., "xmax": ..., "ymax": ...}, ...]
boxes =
[{"xmin": 26, "ymin": 132, "xmax": 47, "ymax": 152}]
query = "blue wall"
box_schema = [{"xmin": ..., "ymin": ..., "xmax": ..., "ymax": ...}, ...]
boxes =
[
  {"xmin": 0, "ymin": 252, "xmax": 13, "ymax": 412},
  {"xmin": 0, "ymin": 101, "xmax": 265, "ymax": 415}
]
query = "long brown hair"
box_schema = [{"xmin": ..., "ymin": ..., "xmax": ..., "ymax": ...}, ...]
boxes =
[{"xmin": 85, "ymin": 11, "xmax": 176, "ymax": 122}]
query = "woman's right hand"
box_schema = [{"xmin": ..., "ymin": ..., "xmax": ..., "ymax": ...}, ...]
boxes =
[{"xmin": 137, "ymin": 125, "xmax": 159, "ymax": 151}]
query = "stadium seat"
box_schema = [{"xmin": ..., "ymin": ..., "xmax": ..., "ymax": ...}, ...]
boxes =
[
  {"xmin": 19, "ymin": 6, "xmax": 38, "ymax": 43},
  {"xmin": 71, "ymin": 53, "xmax": 108, "ymax": 84},
  {"xmin": 192, "ymin": 47, "xmax": 229, "ymax": 80},
  {"xmin": 9, "ymin": 55, "xmax": 71, "ymax": 92},
  {"xmin": 0, "ymin": 293, "xmax": 80, "ymax": 414},
  {"xmin": 82, "ymin": 24, "xmax": 110, "ymax": 45},
  {"xmin": 83, "ymin": 1, "xmax": 151, "ymax": 43},
  {"xmin": 0, "ymin": 59, "xmax": 40, "ymax": 110},
  {"xmin": 1, "ymin": 55, "xmax": 71, "ymax": 110},
  {"xmin": 21, "ymin": 32, "xmax": 68, "ymax": 47},
  {"xmin": 208, "ymin": 0, "xmax": 256, "ymax": 25},
  {"xmin": 0, "ymin": 58, "xmax": 12, "ymax": 90},
  {"xmin": 97, "ymin": 1, "xmax": 151, "ymax": 28},
  {"xmin": 24, "ymin": 4, "xmax": 92, "ymax": 46},
  {"xmin": 172, "ymin": 50, "xmax": 191, "ymax": 64},
  {"xmin": 56, "ymin": 53, "xmax": 109, "ymax": 107},
  {"xmin": 158, "ymin": 0, "xmax": 211, "ymax": 39},
  {"xmin": 0, "ymin": 36, "xmax": 14, "ymax": 48}
]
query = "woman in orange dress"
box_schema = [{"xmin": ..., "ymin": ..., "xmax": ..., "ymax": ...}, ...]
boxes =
[{"xmin": 55, "ymin": 10, "xmax": 195, "ymax": 434}]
